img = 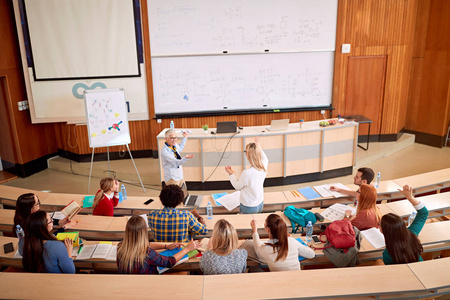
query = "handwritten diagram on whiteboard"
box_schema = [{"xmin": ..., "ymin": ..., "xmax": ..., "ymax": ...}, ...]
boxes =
[{"xmin": 84, "ymin": 89, "xmax": 131, "ymax": 148}]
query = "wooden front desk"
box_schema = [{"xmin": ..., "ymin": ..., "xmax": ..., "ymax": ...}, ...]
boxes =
[{"xmin": 157, "ymin": 120, "xmax": 358, "ymax": 189}]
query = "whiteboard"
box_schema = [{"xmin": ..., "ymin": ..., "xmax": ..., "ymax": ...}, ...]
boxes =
[
  {"xmin": 152, "ymin": 52, "xmax": 334, "ymax": 115},
  {"xmin": 85, "ymin": 89, "xmax": 131, "ymax": 148},
  {"xmin": 148, "ymin": 0, "xmax": 338, "ymax": 56}
]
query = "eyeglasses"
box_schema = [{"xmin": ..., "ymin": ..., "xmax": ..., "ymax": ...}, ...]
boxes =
[
  {"xmin": 244, "ymin": 150, "xmax": 247, "ymax": 153},
  {"xmin": 169, "ymin": 137, "xmax": 178, "ymax": 140}
]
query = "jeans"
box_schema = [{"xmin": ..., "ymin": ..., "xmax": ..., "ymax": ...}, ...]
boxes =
[{"xmin": 240, "ymin": 202, "xmax": 264, "ymax": 214}]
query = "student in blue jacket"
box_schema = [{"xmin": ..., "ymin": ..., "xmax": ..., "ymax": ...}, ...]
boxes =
[{"xmin": 381, "ymin": 185, "xmax": 428, "ymax": 264}]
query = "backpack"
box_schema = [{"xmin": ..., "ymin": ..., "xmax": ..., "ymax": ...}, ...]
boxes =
[
  {"xmin": 318, "ymin": 219, "xmax": 356, "ymax": 252},
  {"xmin": 283, "ymin": 206, "xmax": 317, "ymax": 234}
]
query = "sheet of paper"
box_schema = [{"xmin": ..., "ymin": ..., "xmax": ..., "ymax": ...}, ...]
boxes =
[
  {"xmin": 76, "ymin": 244, "xmax": 97, "ymax": 260},
  {"xmin": 361, "ymin": 228, "xmax": 386, "ymax": 249},
  {"xmin": 215, "ymin": 191, "xmax": 240, "ymax": 211},
  {"xmin": 52, "ymin": 211, "xmax": 66, "ymax": 220},
  {"xmin": 321, "ymin": 203, "xmax": 356, "ymax": 221},
  {"xmin": 106, "ymin": 245, "xmax": 117, "ymax": 261},
  {"xmin": 72, "ymin": 246, "xmax": 80, "ymax": 257},
  {"xmin": 91, "ymin": 244, "xmax": 112, "ymax": 259},
  {"xmin": 313, "ymin": 185, "xmax": 334, "ymax": 198},
  {"xmin": 327, "ymin": 183, "xmax": 352, "ymax": 198},
  {"xmin": 157, "ymin": 257, "xmax": 189, "ymax": 274}
]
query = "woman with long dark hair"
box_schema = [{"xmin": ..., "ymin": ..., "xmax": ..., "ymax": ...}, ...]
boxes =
[
  {"xmin": 381, "ymin": 185, "xmax": 428, "ymax": 264},
  {"xmin": 250, "ymin": 214, "xmax": 315, "ymax": 271},
  {"xmin": 13, "ymin": 193, "xmax": 73, "ymax": 234},
  {"xmin": 19, "ymin": 210, "xmax": 75, "ymax": 273}
]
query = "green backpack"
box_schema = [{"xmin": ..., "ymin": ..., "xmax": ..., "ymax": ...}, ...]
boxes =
[{"xmin": 284, "ymin": 205, "xmax": 317, "ymax": 234}]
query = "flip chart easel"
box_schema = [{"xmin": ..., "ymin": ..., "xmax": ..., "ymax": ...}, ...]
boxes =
[{"xmin": 84, "ymin": 88, "xmax": 145, "ymax": 193}]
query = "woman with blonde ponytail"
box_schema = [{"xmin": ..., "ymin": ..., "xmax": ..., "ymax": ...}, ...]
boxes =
[
  {"xmin": 250, "ymin": 214, "xmax": 315, "ymax": 271},
  {"xmin": 92, "ymin": 178, "xmax": 120, "ymax": 216},
  {"xmin": 117, "ymin": 215, "xmax": 200, "ymax": 274},
  {"xmin": 225, "ymin": 137, "xmax": 269, "ymax": 214}
]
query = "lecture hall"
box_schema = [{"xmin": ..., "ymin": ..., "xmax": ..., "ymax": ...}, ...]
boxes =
[{"xmin": 0, "ymin": 0, "xmax": 450, "ymax": 299}]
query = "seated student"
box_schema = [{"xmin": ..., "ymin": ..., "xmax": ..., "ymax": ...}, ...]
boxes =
[
  {"xmin": 92, "ymin": 178, "xmax": 120, "ymax": 216},
  {"xmin": 13, "ymin": 193, "xmax": 74, "ymax": 235},
  {"xmin": 117, "ymin": 215, "xmax": 200, "ymax": 274},
  {"xmin": 148, "ymin": 185, "xmax": 207, "ymax": 243},
  {"xmin": 19, "ymin": 210, "xmax": 75, "ymax": 273},
  {"xmin": 330, "ymin": 167, "xmax": 375, "ymax": 199},
  {"xmin": 381, "ymin": 185, "xmax": 428, "ymax": 265},
  {"xmin": 343, "ymin": 184, "xmax": 381, "ymax": 230},
  {"xmin": 225, "ymin": 137, "xmax": 269, "ymax": 214},
  {"xmin": 200, "ymin": 219, "xmax": 247, "ymax": 275},
  {"xmin": 250, "ymin": 214, "xmax": 315, "ymax": 272}
]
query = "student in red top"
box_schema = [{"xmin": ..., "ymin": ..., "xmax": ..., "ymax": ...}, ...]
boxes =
[
  {"xmin": 343, "ymin": 184, "xmax": 381, "ymax": 230},
  {"xmin": 92, "ymin": 178, "xmax": 120, "ymax": 216}
]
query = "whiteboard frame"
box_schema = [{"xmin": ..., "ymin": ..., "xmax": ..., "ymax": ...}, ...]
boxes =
[{"xmin": 84, "ymin": 88, "xmax": 131, "ymax": 148}]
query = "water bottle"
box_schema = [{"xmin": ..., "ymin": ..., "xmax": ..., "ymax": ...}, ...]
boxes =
[
  {"xmin": 121, "ymin": 184, "xmax": 127, "ymax": 200},
  {"xmin": 305, "ymin": 221, "xmax": 313, "ymax": 244},
  {"xmin": 375, "ymin": 172, "xmax": 381, "ymax": 188},
  {"xmin": 170, "ymin": 120, "xmax": 174, "ymax": 130},
  {"xmin": 407, "ymin": 211, "xmax": 416, "ymax": 227},
  {"xmin": 207, "ymin": 201, "xmax": 213, "ymax": 219},
  {"xmin": 16, "ymin": 225, "xmax": 24, "ymax": 239}
]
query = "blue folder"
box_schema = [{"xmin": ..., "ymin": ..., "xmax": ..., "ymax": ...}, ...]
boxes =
[
  {"xmin": 211, "ymin": 192, "xmax": 228, "ymax": 206},
  {"xmin": 298, "ymin": 187, "xmax": 322, "ymax": 200}
]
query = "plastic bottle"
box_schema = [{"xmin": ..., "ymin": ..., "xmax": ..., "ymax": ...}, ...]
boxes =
[
  {"xmin": 305, "ymin": 221, "xmax": 313, "ymax": 244},
  {"xmin": 299, "ymin": 119, "xmax": 304, "ymax": 129},
  {"xmin": 121, "ymin": 184, "xmax": 127, "ymax": 200},
  {"xmin": 375, "ymin": 172, "xmax": 381, "ymax": 188},
  {"xmin": 170, "ymin": 120, "xmax": 174, "ymax": 130},
  {"xmin": 407, "ymin": 211, "xmax": 416, "ymax": 227},
  {"xmin": 16, "ymin": 225, "xmax": 24, "ymax": 239},
  {"xmin": 207, "ymin": 201, "xmax": 213, "ymax": 219}
]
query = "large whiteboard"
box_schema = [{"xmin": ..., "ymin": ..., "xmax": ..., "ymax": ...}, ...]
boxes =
[
  {"xmin": 148, "ymin": 0, "xmax": 338, "ymax": 56},
  {"xmin": 152, "ymin": 52, "xmax": 334, "ymax": 115},
  {"xmin": 85, "ymin": 89, "xmax": 131, "ymax": 148}
]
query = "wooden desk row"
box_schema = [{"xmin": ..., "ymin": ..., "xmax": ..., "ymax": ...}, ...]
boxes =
[
  {"xmin": 1, "ymin": 257, "xmax": 449, "ymax": 299},
  {"xmin": 0, "ymin": 192, "xmax": 449, "ymax": 241},
  {"xmin": 1, "ymin": 220, "xmax": 449, "ymax": 273},
  {"xmin": 1, "ymin": 168, "xmax": 449, "ymax": 215}
]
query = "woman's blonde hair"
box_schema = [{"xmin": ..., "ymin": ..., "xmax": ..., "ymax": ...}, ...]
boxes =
[
  {"xmin": 210, "ymin": 219, "xmax": 239, "ymax": 256},
  {"xmin": 92, "ymin": 177, "xmax": 116, "ymax": 209},
  {"xmin": 117, "ymin": 215, "xmax": 149, "ymax": 273},
  {"xmin": 246, "ymin": 143, "xmax": 266, "ymax": 172},
  {"xmin": 357, "ymin": 184, "xmax": 382, "ymax": 222}
]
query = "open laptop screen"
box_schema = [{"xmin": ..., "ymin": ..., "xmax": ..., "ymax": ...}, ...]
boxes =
[{"xmin": 216, "ymin": 121, "xmax": 237, "ymax": 133}]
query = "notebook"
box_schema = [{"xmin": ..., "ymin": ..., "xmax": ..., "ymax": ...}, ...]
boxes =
[
  {"xmin": 297, "ymin": 187, "xmax": 322, "ymax": 200},
  {"xmin": 266, "ymin": 119, "xmax": 289, "ymax": 131}
]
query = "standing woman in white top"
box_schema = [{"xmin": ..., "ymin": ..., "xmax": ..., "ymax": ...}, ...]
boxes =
[
  {"xmin": 225, "ymin": 137, "xmax": 268, "ymax": 214},
  {"xmin": 250, "ymin": 214, "xmax": 315, "ymax": 272}
]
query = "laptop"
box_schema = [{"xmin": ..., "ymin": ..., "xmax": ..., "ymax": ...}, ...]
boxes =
[
  {"xmin": 184, "ymin": 195, "xmax": 203, "ymax": 207},
  {"xmin": 216, "ymin": 121, "xmax": 237, "ymax": 134},
  {"xmin": 266, "ymin": 119, "xmax": 290, "ymax": 131}
]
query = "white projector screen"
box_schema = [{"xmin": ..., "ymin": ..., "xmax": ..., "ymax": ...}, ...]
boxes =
[{"xmin": 24, "ymin": 0, "xmax": 140, "ymax": 80}]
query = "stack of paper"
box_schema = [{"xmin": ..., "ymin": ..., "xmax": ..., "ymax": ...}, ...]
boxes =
[
  {"xmin": 361, "ymin": 228, "xmax": 385, "ymax": 249},
  {"xmin": 321, "ymin": 203, "xmax": 356, "ymax": 221},
  {"xmin": 211, "ymin": 193, "xmax": 228, "ymax": 206},
  {"xmin": 76, "ymin": 243, "xmax": 117, "ymax": 261},
  {"xmin": 212, "ymin": 191, "xmax": 240, "ymax": 211}
]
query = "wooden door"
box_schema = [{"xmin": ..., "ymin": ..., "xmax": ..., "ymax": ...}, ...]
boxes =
[{"xmin": 344, "ymin": 56, "xmax": 387, "ymax": 138}]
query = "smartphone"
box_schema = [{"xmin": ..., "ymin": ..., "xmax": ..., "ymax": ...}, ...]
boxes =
[
  {"xmin": 312, "ymin": 235, "xmax": 321, "ymax": 244},
  {"xmin": 144, "ymin": 199, "xmax": 154, "ymax": 205},
  {"xmin": 3, "ymin": 242, "xmax": 14, "ymax": 254}
]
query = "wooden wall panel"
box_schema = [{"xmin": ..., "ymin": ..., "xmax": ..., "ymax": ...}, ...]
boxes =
[
  {"xmin": 412, "ymin": 0, "xmax": 430, "ymax": 57},
  {"xmin": 405, "ymin": 58, "xmax": 423, "ymax": 131}
]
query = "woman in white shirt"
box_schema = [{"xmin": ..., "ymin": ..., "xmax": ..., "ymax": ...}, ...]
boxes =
[
  {"xmin": 225, "ymin": 137, "xmax": 268, "ymax": 214},
  {"xmin": 250, "ymin": 214, "xmax": 315, "ymax": 272}
]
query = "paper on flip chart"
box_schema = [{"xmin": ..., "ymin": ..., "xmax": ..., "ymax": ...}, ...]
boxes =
[
  {"xmin": 361, "ymin": 228, "xmax": 385, "ymax": 249},
  {"xmin": 321, "ymin": 203, "xmax": 356, "ymax": 221},
  {"xmin": 327, "ymin": 183, "xmax": 353, "ymax": 198},
  {"xmin": 76, "ymin": 244, "xmax": 97, "ymax": 260},
  {"xmin": 215, "ymin": 191, "xmax": 241, "ymax": 211},
  {"xmin": 313, "ymin": 185, "xmax": 334, "ymax": 198}
]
